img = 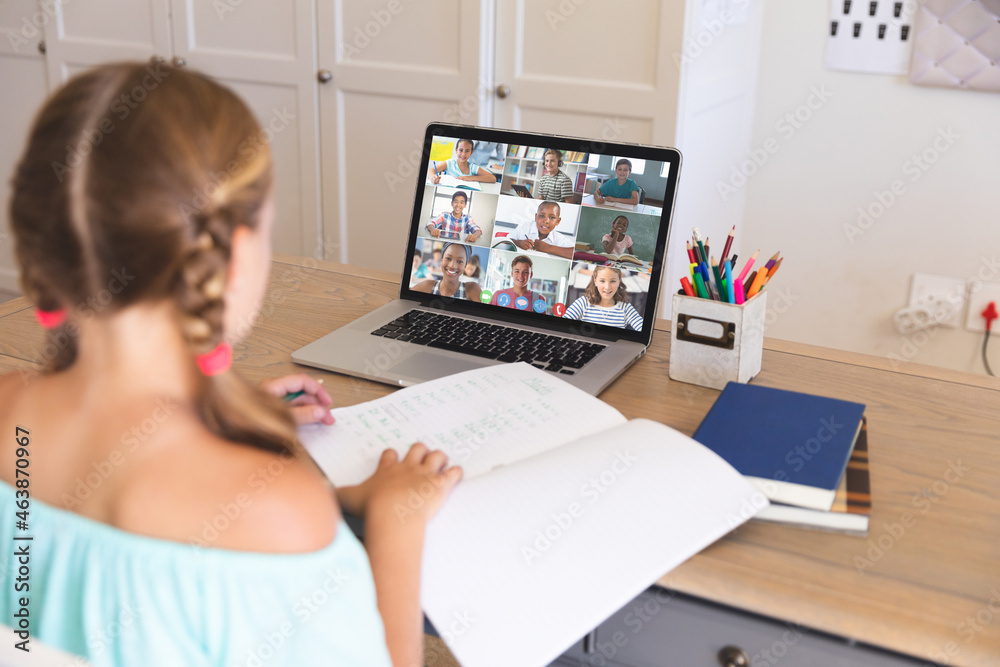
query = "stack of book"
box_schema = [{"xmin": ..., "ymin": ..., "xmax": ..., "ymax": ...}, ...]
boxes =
[{"xmin": 693, "ymin": 383, "xmax": 871, "ymax": 535}]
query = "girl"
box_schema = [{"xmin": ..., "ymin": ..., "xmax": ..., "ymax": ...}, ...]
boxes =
[
  {"xmin": 601, "ymin": 215, "xmax": 634, "ymax": 256},
  {"xmin": 0, "ymin": 63, "xmax": 461, "ymax": 666},
  {"xmin": 428, "ymin": 138, "xmax": 496, "ymax": 184},
  {"xmin": 462, "ymin": 254, "xmax": 482, "ymax": 281},
  {"xmin": 563, "ymin": 265, "xmax": 644, "ymax": 330},
  {"xmin": 412, "ymin": 242, "xmax": 483, "ymax": 302}
]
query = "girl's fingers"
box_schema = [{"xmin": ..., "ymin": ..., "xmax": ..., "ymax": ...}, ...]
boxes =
[
  {"xmin": 288, "ymin": 404, "xmax": 335, "ymax": 426},
  {"xmin": 378, "ymin": 449, "xmax": 399, "ymax": 469},
  {"xmin": 263, "ymin": 374, "xmax": 333, "ymax": 406},
  {"xmin": 424, "ymin": 449, "xmax": 449, "ymax": 473},
  {"xmin": 405, "ymin": 442, "xmax": 429, "ymax": 462}
]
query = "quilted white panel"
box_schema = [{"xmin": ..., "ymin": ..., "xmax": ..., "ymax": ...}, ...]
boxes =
[{"xmin": 910, "ymin": 0, "xmax": 1000, "ymax": 91}]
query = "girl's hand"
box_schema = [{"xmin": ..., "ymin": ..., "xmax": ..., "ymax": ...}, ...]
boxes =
[
  {"xmin": 431, "ymin": 171, "xmax": 441, "ymax": 184},
  {"xmin": 259, "ymin": 373, "xmax": 335, "ymax": 425},
  {"xmin": 363, "ymin": 444, "xmax": 463, "ymax": 523},
  {"xmin": 429, "ymin": 227, "xmax": 441, "ymax": 238}
]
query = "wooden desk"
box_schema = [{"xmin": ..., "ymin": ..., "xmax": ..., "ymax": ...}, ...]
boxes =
[
  {"xmin": 2, "ymin": 254, "xmax": 998, "ymax": 666},
  {"xmin": 581, "ymin": 193, "xmax": 662, "ymax": 216}
]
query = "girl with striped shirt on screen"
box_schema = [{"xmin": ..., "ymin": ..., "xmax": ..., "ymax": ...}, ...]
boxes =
[{"xmin": 563, "ymin": 265, "xmax": 644, "ymax": 331}]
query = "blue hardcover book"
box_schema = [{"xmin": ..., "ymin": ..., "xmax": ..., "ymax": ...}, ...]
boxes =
[{"xmin": 692, "ymin": 382, "xmax": 866, "ymax": 511}]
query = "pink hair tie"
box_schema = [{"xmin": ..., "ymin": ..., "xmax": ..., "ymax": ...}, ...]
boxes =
[
  {"xmin": 196, "ymin": 342, "xmax": 232, "ymax": 376},
  {"xmin": 34, "ymin": 308, "xmax": 67, "ymax": 329}
]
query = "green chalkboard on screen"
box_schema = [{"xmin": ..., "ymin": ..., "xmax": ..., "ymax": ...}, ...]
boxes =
[{"xmin": 574, "ymin": 207, "xmax": 660, "ymax": 262}]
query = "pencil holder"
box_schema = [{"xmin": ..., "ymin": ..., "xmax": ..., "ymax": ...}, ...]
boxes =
[{"xmin": 669, "ymin": 291, "xmax": 767, "ymax": 390}]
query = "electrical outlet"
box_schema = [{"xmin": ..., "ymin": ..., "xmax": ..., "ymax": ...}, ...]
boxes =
[
  {"xmin": 908, "ymin": 273, "xmax": 965, "ymax": 329},
  {"xmin": 965, "ymin": 280, "xmax": 1000, "ymax": 332}
]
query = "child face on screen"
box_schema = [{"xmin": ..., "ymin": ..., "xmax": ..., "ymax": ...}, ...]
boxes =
[
  {"xmin": 543, "ymin": 152, "xmax": 560, "ymax": 175},
  {"xmin": 440, "ymin": 245, "xmax": 468, "ymax": 279},
  {"xmin": 511, "ymin": 261, "xmax": 531, "ymax": 288},
  {"xmin": 455, "ymin": 141, "xmax": 473, "ymax": 165},
  {"xmin": 615, "ymin": 162, "xmax": 631, "ymax": 181},
  {"xmin": 594, "ymin": 267, "xmax": 621, "ymax": 304},
  {"xmin": 534, "ymin": 202, "xmax": 561, "ymax": 237},
  {"xmin": 451, "ymin": 194, "xmax": 468, "ymax": 217},
  {"xmin": 611, "ymin": 216, "xmax": 629, "ymax": 236}
]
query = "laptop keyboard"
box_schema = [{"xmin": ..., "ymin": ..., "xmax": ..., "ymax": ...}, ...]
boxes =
[{"xmin": 370, "ymin": 310, "xmax": 606, "ymax": 375}]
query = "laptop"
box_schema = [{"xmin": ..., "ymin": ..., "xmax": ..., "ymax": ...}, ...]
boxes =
[{"xmin": 292, "ymin": 123, "xmax": 682, "ymax": 395}]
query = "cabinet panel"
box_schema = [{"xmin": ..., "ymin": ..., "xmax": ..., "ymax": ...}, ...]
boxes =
[
  {"xmin": 184, "ymin": 1, "xmax": 300, "ymax": 59},
  {"xmin": 41, "ymin": 0, "xmax": 170, "ymax": 83},
  {"xmin": 494, "ymin": 0, "xmax": 683, "ymax": 146},
  {"xmin": 515, "ymin": 107, "xmax": 653, "ymax": 145},
  {"xmin": 517, "ymin": 0, "xmax": 660, "ymax": 88},
  {"xmin": 337, "ymin": 0, "xmax": 463, "ymax": 73},
  {"xmin": 222, "ymin": 80, "xmax": 309, "ymax": 256},
  {"xmin": 0, "ymin": 0, "xmax": 45, "ymax": 56},
  {"xmin": 171, "ymin": 0, "xmax": 321, "ymax": 258},
  {"xmin": 317, "ymin": 0, "xmax": 488, "ymax": 270},
  {"xmin": 338, "ymin": 90, "xmax": 467, "ymax": 270},
  {"xmin": 0, "ymin": 53, "xmax": 48, "ymax": 293},
  {"xmin": 58, "ymin": 0, "xmax": 159, "ymax": 48}
]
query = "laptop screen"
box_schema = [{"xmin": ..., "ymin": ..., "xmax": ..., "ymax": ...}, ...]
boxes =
[{"xmin": 401, "ymin": 124, "xmax": 681, "ymax": 345}]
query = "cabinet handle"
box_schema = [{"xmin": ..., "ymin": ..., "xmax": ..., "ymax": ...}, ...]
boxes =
[
  {"xmin": 717, "ymin": 645, "xmax": 751, "ymax": 667},
  {"xmin": 172, "ymin": 56, "xmax": 187, "ymax": 68},
  {"xmin": 317, "ymin": 69, "xmax": 333, "ymax": 83},
  {"xmin": 37, "ymin": 40, "xmax": 46, "ymax": 55},
  {"xmin": 495, "ymin": 84, "xmax": 511, "ymax": 99}
]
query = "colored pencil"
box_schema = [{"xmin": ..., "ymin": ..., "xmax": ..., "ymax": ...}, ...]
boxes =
[
  {"xmin": 711, "ymin": 258, "xmax": 725, "ymax": 302},
  {"xmin": 761, "ymin": 257, "xmax": 783, "ymax": 285},
  {"xmin": 724, "ymin": 260, "xmax": 735, "ymax": 304},
  {"xmin": 763, "ymin": 251, "xmax": 780, "ymax": 272},
  {"xmin": 737, "ymin": 250, "xmax": 759, "ymax": 283},
  {"xmin": 720, "ymin": 225, "xmax": 735, "ymax": 264},
  {"xmin": 680, "ymin": 276, "xmax": 696, "ymax": 296},
  {"xmin": 693, "ymin": 271, "xmax": 709, "ymax": 298},
  {"xmin": 747, "ymin": 266, "xmax": 769, "ymax": 298}
]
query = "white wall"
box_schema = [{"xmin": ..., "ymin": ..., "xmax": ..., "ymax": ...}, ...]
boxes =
[{"xmin": 738, "ymin": 0, "xmax": 1000, "ymax": 374}]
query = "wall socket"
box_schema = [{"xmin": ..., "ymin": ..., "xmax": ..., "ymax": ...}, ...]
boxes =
[
  {"xmin": 965, "ymin": 280, "xmax": 1000, "ymax": 332},
  {"xmin": 908, "ymin": 273, "xmax": 965, "ymax": 329}
]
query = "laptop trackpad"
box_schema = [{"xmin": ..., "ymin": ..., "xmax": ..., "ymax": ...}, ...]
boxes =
[{"xmin": 390, "ymin": 353, "xmax": 492, "ymax": 382}]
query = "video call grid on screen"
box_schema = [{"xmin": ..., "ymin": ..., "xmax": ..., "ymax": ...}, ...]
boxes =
[{"xmin": 401, "ymin": 125, "xmax": 680, "ymax": 342}]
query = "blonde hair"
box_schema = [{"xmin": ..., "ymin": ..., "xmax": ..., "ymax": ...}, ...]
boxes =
[
  {"xmin": 10, "ymin": 62, "xmax": 297, "ymax": 455},
  {"xmin": 584, "ymin": 265, "xmax": 629, "ymax": 306}
]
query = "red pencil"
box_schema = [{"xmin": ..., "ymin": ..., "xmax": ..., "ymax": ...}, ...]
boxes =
[
  {"xmin": 680, "ymin": 276, "xmax": 696, "ymax": 296},
  {"xmin": 720, "ymin": 225, "xmax": 735, "ymax": 264},
  {"xmin": 686, "ymin": 241, "xmax": 696, "ymax": 263}
]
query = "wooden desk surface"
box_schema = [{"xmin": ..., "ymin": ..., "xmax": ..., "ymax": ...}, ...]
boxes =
[{"xmin": 2, "ymin": 254, "xmax": 998, "ymax": 666}]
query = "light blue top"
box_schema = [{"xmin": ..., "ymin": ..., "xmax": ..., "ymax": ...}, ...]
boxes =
[
  {"xmin": 444, "ymin": 157, "xmax": 484, "ymax": 178},
  {"xmin": 0, "ymin": 481, "xmax": 392, "ymax": 667},
  {"xmin": 598, "ymin": 178, "xmax": 639, "ymax": 200}
]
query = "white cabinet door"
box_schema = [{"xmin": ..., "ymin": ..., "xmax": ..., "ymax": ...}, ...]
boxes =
[
  {"xmin": 0, "ymin": 1, "xmax": 51, "ymax": 292},
  {"xmin": 493, "ymin": 0, "xmax": 684, "ymax": 146},
  {"xmin": 315, "ymin": 0, "xmax": 490, "ymax": 270},
  {"xmin": 41, "ymin": 0, "xmax": 171, "ymax": 81},
  {"xmin": 169, "ymin": 0, "xmax": 321, "ymax": 257}
]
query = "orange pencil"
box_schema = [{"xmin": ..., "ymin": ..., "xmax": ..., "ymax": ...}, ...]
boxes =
[
  {"xmin": 747, "ymin": 265, "xmax": 769, "ymax": 298},
  {"xmin": 761, "ymin": 257, "xmax": 783, "ymax": 286}
]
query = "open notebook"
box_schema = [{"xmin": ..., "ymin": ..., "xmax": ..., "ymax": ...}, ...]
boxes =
[{"xmin": 299, "ymin": 363, "xmax": 763, "ymax": 666}]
